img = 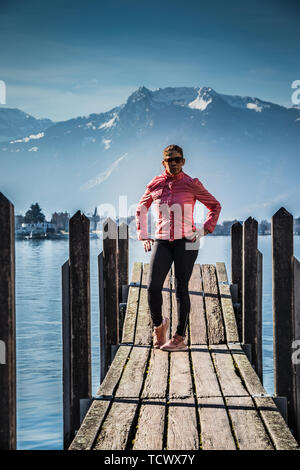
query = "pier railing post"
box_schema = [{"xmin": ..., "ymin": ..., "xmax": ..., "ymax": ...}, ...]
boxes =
[
  {"xmin": 231, "ymin": 221, "xmax": 243, "ymax": 340},
  {"xmin": 63, "ymin": 211, "xmax": 91, "ymax": 448},
  {"xmin": 118, "ymin": 223, "xmax": 129, "ymax": 339},
  {"xmin": 62, "ymin": 259, "xmax": 71, "ymax": 449},
  {"xmin": 292, "ymin": 255, "xmax": 300, "ymax": 440},
  {"xmin": 0, "ymin": 193, "xmax": 16, "ymax": 450},
  {"xmin": 272, "ymin": 207, "xmax": 295, "ymax": 432},
  {"xmin": 102, "ymin": 218, "xmax": 119, "ymax": 376},
  {"xmin": 243, "ymin": 217, "xmax": 262, "ymax": 380}
]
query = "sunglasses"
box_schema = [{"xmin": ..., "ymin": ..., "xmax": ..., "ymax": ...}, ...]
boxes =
[{"xmin": 163, "ymin": 156, "xmax": 183, "ymax": 164}]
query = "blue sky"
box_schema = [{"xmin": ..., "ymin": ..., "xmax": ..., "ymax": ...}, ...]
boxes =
[{"xmin": 0, "ymin": 0, "xmax": 299, "ymax": 121}]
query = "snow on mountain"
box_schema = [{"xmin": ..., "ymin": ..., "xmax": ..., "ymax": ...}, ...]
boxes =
[
  {"xmin": 1, "ymin": 86, "xmax": 300, "ymax": 220},
  {"xmin": 0, "ymin": 107, "xmax": 53, "ymax": 143}
]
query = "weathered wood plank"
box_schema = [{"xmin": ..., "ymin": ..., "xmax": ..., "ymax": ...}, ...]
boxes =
[
  {"xmin": 96, "ymin": 345, "xmax": 132, "ymax": 397},
  {"xmin": 201, "ymin": 264, "xmax": 225, "ymax": 344},
  {"xmin": 254, "ymin": 396, "xmax": 300, "ymax": 450},
  {"xmin": 121, "ymin": 263, "xmax": 142, "ymax": 344},
  {"xmin": 227, "ymin": 343, "xmax": 267, "ymax": 396},
  {"xmin": 216, "ymin": 262, "xmax": 239, "ymax": 343},
  {"xmin": 190, "ymin": 346, "xmax": 221, "ymax": 397},
  {"xmin": 69, "ymin": 398, "xmax": 111, "ymax": 450},
  {"xmin": 133, "ymin": 399, "xmax": 166, "ymax": 450},
  {"xmin": 142, "ymin": 348, "xmax": 169, "ymax": 399},
  {"xmin": 167, "ymin": 398, "xmax": 199, "ymax": 450},
  {"xmin": 169, "ymin": 352, "xmax": 193, "ymax": 399},
  {"xmin": 115, "ymin": 345, "xmax": 150, "ymax": 398},
  {"xmin": 93, "ymin": 399, "xmax": 138, "ymax": 450},
  {"xmin": 134, "ymin": 264, "xmax": 152, "ymax": 345},
  {"xmin": 197, "ymin": 397, "xmax": 236, "ymax": 450},
  {"xmin": 225, "ymin": 396, "xmax": 274, "ymax": 450},
  {"xmin": 189, "ymin": 264, "xmax": 207, "ymax": 344},
  {"xmin": 210, "ymin": 344, "xmax": 248, "ymax": 396}
]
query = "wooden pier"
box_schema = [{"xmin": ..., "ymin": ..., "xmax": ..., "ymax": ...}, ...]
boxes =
[
  {"xmin": 1, "ymin": 191, "xmax": 300, "ymax": 451},
  {"xmin": 69, "ymin": 261, "xmax": 299, "ymax": 450}
]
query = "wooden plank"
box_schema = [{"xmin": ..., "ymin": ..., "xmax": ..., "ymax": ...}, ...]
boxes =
[
  {"xmin": 69, "ymin": 398, "xmax": 111, "ymax": 450},
  {"xmin": 169, "ymin": 352, "xmax": 193, "ymax": 399},
  {"xmin": 134, "ymin": 264, "xmax": 152, "ymax": 345},
  {"xmin": 93, "ymin": 398, "xmax": 138, "ymax": 450},
  {"xmin": 227, "ymin": 343, "xmax": 267, "ymax": 396},
  {"xmin": 133, "ymin": 399, "xmax": 166, "ymax": 450},
  {"xmin": 197, "ymin": 397, "xmax": 236, "ymax": 450},
  {"xmin": 225, "ymin": 396, "xmax": 274, "ymax": 450},
  {"xmin": 201, "ymin": 264, "xmax": 225, "ymax": 344},
  {"xmin": 190, "ymin": 346, "xmax": 221, "ymax": 397},
  {"xmin": 216, "ymin": 262, "xmax": 239, "ymax": 343},
  {"xmin": 210, "ymin": 344, "xmax": 248, "ymax": 396},
  {"xmin": 96, "ymin": 345, "xmax": 132, "ymax": 397},
  {"xmin": 115, "ymin": 345, "xmax": 150, "ymax": 398},
  {"xmin": 121, "ymin": 262, "xmax": 142, "ymax": 343},
  {"xmin": 189, "ymin": 264, "xmax": 207, "ymax": 344},
  {"xmin": 167, "ymin": 397, "xmax": 199, "ymax": 450},
  {"xmin": 254, "ymin": 396, "xmax": 300, "ymax": 450},
  {"xmin": 142, "ymin": 348, "xmax": 169, "ymax": 399},
  {"xmin": 0, "ymin": 193, "xmax": 16, "ymax": 450}
]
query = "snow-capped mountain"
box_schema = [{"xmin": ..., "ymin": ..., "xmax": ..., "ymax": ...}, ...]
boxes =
[
  {"xmin": 1, "ymin": 86, "xmax": 300, "ymax": 221},
  {"xmin": 0, "ymin": 107, "xmax": 53, "ymax": 143}
]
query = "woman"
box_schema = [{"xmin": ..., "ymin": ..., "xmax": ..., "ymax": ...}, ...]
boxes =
[{"xmin": 135, "ymin": 144, "xmax": 222, "ymax": 351}]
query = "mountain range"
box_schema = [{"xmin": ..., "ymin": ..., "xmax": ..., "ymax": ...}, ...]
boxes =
[{"xmin": 1, "ymin": 86, "xmax": 300, "ymax": 222}]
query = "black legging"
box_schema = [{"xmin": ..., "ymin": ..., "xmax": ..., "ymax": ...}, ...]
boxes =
[{"xmin": 147, "ymin": 238, "xmax": 199, "ymax": 337}]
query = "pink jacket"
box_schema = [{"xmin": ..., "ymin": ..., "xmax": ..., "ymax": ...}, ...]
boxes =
[{"xmin": 136, "ymin": 169, "xmax": 222, "ymax": 241}]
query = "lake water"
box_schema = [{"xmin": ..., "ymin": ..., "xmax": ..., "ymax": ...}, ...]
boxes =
[{"xmin": 15, "ymin": 235, "xmax": 300, "ymax": 449}]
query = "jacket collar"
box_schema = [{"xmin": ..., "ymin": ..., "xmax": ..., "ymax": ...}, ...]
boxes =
[{"xmin": 162, "ymin": 169, "xmax": 185, "ymax": 181}]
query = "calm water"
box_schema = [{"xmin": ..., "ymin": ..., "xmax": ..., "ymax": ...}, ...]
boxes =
[{"xmin": 15, "ymin": 235, "xmax": 300, "ymax": 449}]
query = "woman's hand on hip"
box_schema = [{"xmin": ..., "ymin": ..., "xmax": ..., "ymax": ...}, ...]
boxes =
[{"xmin": 141, "ymin": 239, "xmax": 154, "ymax": 252}]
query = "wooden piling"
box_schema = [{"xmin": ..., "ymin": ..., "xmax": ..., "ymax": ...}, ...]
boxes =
[
  {"xmin": 243, "ymin": 217, "xmax": 262, "ymax": 380},
  {"xmin": 292, "ymin": 255, "xmax": 300, "ymax": 440},
  {"xmin": 231, "ymin": 221, "xmax": 243, "ymax": 339},
  {"xmin": 102, "ymin": 218, "xmax": 119, "ymax": 376},
  {"xmin": 118, "ymin": 223, "xmax": 129, "ymax": 337},
  {"xmin": 63, "ymin": 211, "xmax": 91, "ymax": 447},
  {"xmin": 0, "ymin": 193, "xmax": 16, "ymax": 450},
  {"xmin": 62, "ymin": 259, "xmax": 71, "ymax": 449},
  {"xmin": 272, "ymin": 207, "xmax": 295, "ymax": 431}
]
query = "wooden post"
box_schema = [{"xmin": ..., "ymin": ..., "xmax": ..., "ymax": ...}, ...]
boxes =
[
  {"xmin": 68, "ymin": 211, "xmax": 91, "ymax": 445},
  {"xmin": 272, "ymin": 207, "xmax": 295, "ymax": 431},
  {"xmin": 98, "ymin": 251, "xmax": 105, "ymax": 383},
  {"xmin": 231, "ymin": 221, "xmax": 243, "ymax": 339},
  {"xmin": 62, "ymin": 259, "xmax": 71, "ymax": 449},
  {"xmin": 243, "ymin": 217, "xmax": 262, "ymax": 380},
  {"xmin": 292, "ymin": 255, "xmax": 300, "ymax": 440},
  {"xmin": 102, "ymin": 218, "xmax": 119, "ymax": 375},
  {"xmin": 118, "ymin": 223, "xmax": 129, "ymax": 338},
  {"xmin": 0, "ymin": 193, "xmax": 16, "ymax": 450},
  {"xmin": 256, "ymin": 249, "xmax": 263, "ymax": 381}
]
